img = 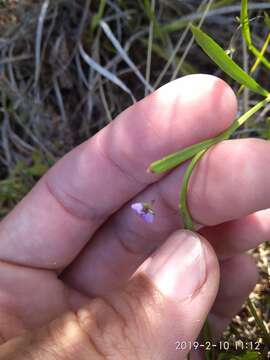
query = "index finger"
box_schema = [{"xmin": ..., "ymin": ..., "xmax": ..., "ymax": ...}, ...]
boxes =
[{"xmin": 0, "ymin": 75, "xmax": 237, "ymax": 269}]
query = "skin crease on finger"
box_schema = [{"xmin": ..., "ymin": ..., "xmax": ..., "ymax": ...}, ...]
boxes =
[
  {"xmin": 0, "ymin": 233, "xmax": 220, "ymax": 360},
  {"xmin": 62, "ymin": 138, "xmax": 270, "ymax": 296},
  {"xmin": 0, "ymin": 74, "xmax": 265, "ymax": 360},
  {"xmin": 0, "ymin": 74, "xmax": 237, "ymax": 270},
  {"xmin": 0, "ymin": 76, "xmax": 241, "ymax": 334}
]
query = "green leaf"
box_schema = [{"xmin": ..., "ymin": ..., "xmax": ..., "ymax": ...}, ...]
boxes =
[
  {"xmin": 150, "ymin": 95, "xmax": 270, "ymax": 175},
  {"xmin": 191, "ymin": 26, "xmax": 269, "ymax": 97},
  {"xmin": 148, "ymin": 137, "xmax": 218, "ymax": 174},
  {"xmin": 240, "ymin": 0, "xmax": 252, "ymax": 46}
]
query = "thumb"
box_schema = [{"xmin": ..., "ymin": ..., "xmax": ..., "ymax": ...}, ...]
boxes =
[{"xmin": 0, "ymin": 230, "xmax": 219, "ymax": 360}]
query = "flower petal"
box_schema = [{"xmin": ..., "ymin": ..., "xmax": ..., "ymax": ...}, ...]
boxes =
[
  {"xmin": 141, "ymin": 212, "xmax": 155, "ymax": 224},
  {"xmin": 131, "ymin": 203, "xmax": 144, "ymax": 214}
]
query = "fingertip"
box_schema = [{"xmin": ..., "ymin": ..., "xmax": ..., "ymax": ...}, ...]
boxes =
[
  {"xmin": 142, "ymin": 229, "xmax": 220, "ymax": 303},
  {"xmin": 208, "ymin": 75, "xmax": 238, "ymax": 128},
  {"xmin": 189, "ymin": 138, "xmax": 270, "ymax": 226},
  {"xmin": 150, "ymin": 74, "xmax": 237, "ymax": 138},
  {"xmin": 195, "ymin": 231, "xmax": 220, "ymax": 298}
]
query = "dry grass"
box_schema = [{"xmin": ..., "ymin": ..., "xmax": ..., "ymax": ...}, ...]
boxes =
[
  {"xmin": 223, "ymin": 244, "xmax": 270, "ymax": 353},
  {"xmin": 0, "ymin": 0, "xmax": 269, "ymax": 357}
]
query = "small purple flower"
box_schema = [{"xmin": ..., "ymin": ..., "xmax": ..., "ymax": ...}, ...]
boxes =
[{"xmin": 131, "ymin": 202, "xmax": 155, "ymax": 223}]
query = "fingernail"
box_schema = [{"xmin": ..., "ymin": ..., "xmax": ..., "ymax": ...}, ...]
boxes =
[{"xmin": 143, "ymin": 230, "xmax": 206, "ymax": 301}]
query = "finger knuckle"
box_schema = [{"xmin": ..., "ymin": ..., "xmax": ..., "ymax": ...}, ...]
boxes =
[
  {"xmin": 36, "ymin": 312, "xmax": 104, "ymax": 360},
  {"xmin": 77, "ymin": 296, "xmax": 137, "ymax": 359},
  {"xmin": 76, "ymin": 279, "xmax": 160, "ymax": 359}
]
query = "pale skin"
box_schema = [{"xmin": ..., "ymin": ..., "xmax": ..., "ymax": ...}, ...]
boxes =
[{"xmin": 0, "ymin": 74, "xmax": 268, "ymax": 359}]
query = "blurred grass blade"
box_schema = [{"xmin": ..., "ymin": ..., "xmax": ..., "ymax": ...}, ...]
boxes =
[
  {"xmin": 148, "ymin": 137, "xmax": 218, "ymax": 173},
  {"xmin": 91, "ymin": 0, "xmax": 106, "ymax": 33},
  {"xmin": 264, "ymin": 12, "xmax": 270, "ymax": 30},
  {"xmin": 191, "ymin": 26, "xmax": 269, "ymax": 96},
  {"xmin": 145, "ymin": 0, "xmax": 155, "ymax": 96},
  {"xmin": 150, "ymin": 95, "xmax": 270, "ymax": 174},
  {"xmin": 141, "ymin": 39, "xmax": 196, "ymax": 75},
  {"xmin": 247, "ymin": 298, "xmax": 270, "ymax": 345},
  {"xmin": 35, "ymin": 0, "xmax": 50, "ymax": 86},
  {"xmin": 141, "ymin": 0, "xmax": 165, "ymax": 42},
  {"xmin": 78, "ymin": 43, "xmax": 135, "ymax": 101},
  {"xmin": 100, "ymin": 20, "xmax": 154, "ymax": 93},
  {"xmin": 162, "ymin": 3, "xmax": 270, "ymax": 33},
  {"xmin": 171, "ymin": 0, "xmax": 214, "ymax": 81},
  {"xmin": 240, "ymin": 0, "xmax": 252, "ymax": 46},
  {"xmin": 208, "ymin": 0, "xmax": 235, "ymax": 11}
]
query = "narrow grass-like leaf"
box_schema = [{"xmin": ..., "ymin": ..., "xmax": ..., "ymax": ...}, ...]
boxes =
[
  {"xmin": 140, "ymin": 39, "xmax": 196, "ymax": 75},
  {"xmin": 171, "ymin": 0, "xmax": 214, "ymax": 81},
  {"xmin": 142, "ymin": 0, "xmax": 165, "ymax": 42},
  {"xmin": 91, "ymin": 0, "xmax": 106, "ymax": 32},
  {"xmin": 207, "ymin": 0, "xmax": 235, "ymax": 11},
  {"xmin": 35, "ymin": 0, "xmax": 50, "ymax": 86},
  {"xmin": 78, "ymin": 43, "xmax": 135, "ymax": 100},
  {"xmin": 148, "ymin": 137, "xmax": 218, "ymax": 174},
  {"xmin": 264, "ymin": 12, "xmax": 270, "ymax": 30},
  {"xmin": 100, "ymin": 21, "xmax": 154, "ymax": 92},
  {"xmin": 145, "ymin": 0, "xmax": 155, "ymax": 96},
  {"xmin": 162, "ymin": 3, "xmax": 270, "ymax": 33},
  {"xmin": 191, "ymin": 26, "xmax": 269, "ymax": 96},
  {"xmin": 247, "ymin": 298, "xmax": 270, "ymax": 345},
  {"xmin": 150, "ymin": 95, "xmax": 270, "ymax": 175}
]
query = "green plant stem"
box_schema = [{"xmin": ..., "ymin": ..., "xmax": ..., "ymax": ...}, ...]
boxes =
[
  {"xmin": 179, "ymin": 94, "xmax": 270, "ymax": 230},
  {"xmin": 238, "ymin": 32, "xmax": 270, "ymax": 95},
  {"xmin": 150, "ymin": 95, "xmax": 270, "ymax": 175},
  {"xmin": 241, "ymin": 0, "xmax": 270, "ymax": 70},
  {"xmin": 248, "ymin": 44, "xmax": 270, "ymax": 70},
  {"xmin": 221, "ymin": 94, "xmax": 270, "ymax": 137},
  {"xmin": 179, "ymin": 97, "xmax": 270, "ymax": 360},
  {"xmin": 179, "ymin": 149, "xmax": 207, "ymax": 231},
  {"xmin": 247, "ymin": 297, "xmax": 270, "ymax": 344}
]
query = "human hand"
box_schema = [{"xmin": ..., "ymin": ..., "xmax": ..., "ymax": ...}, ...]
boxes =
[{"xmin": 0, "ymin": 74, "xmax": 265, "ymax": 359}]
